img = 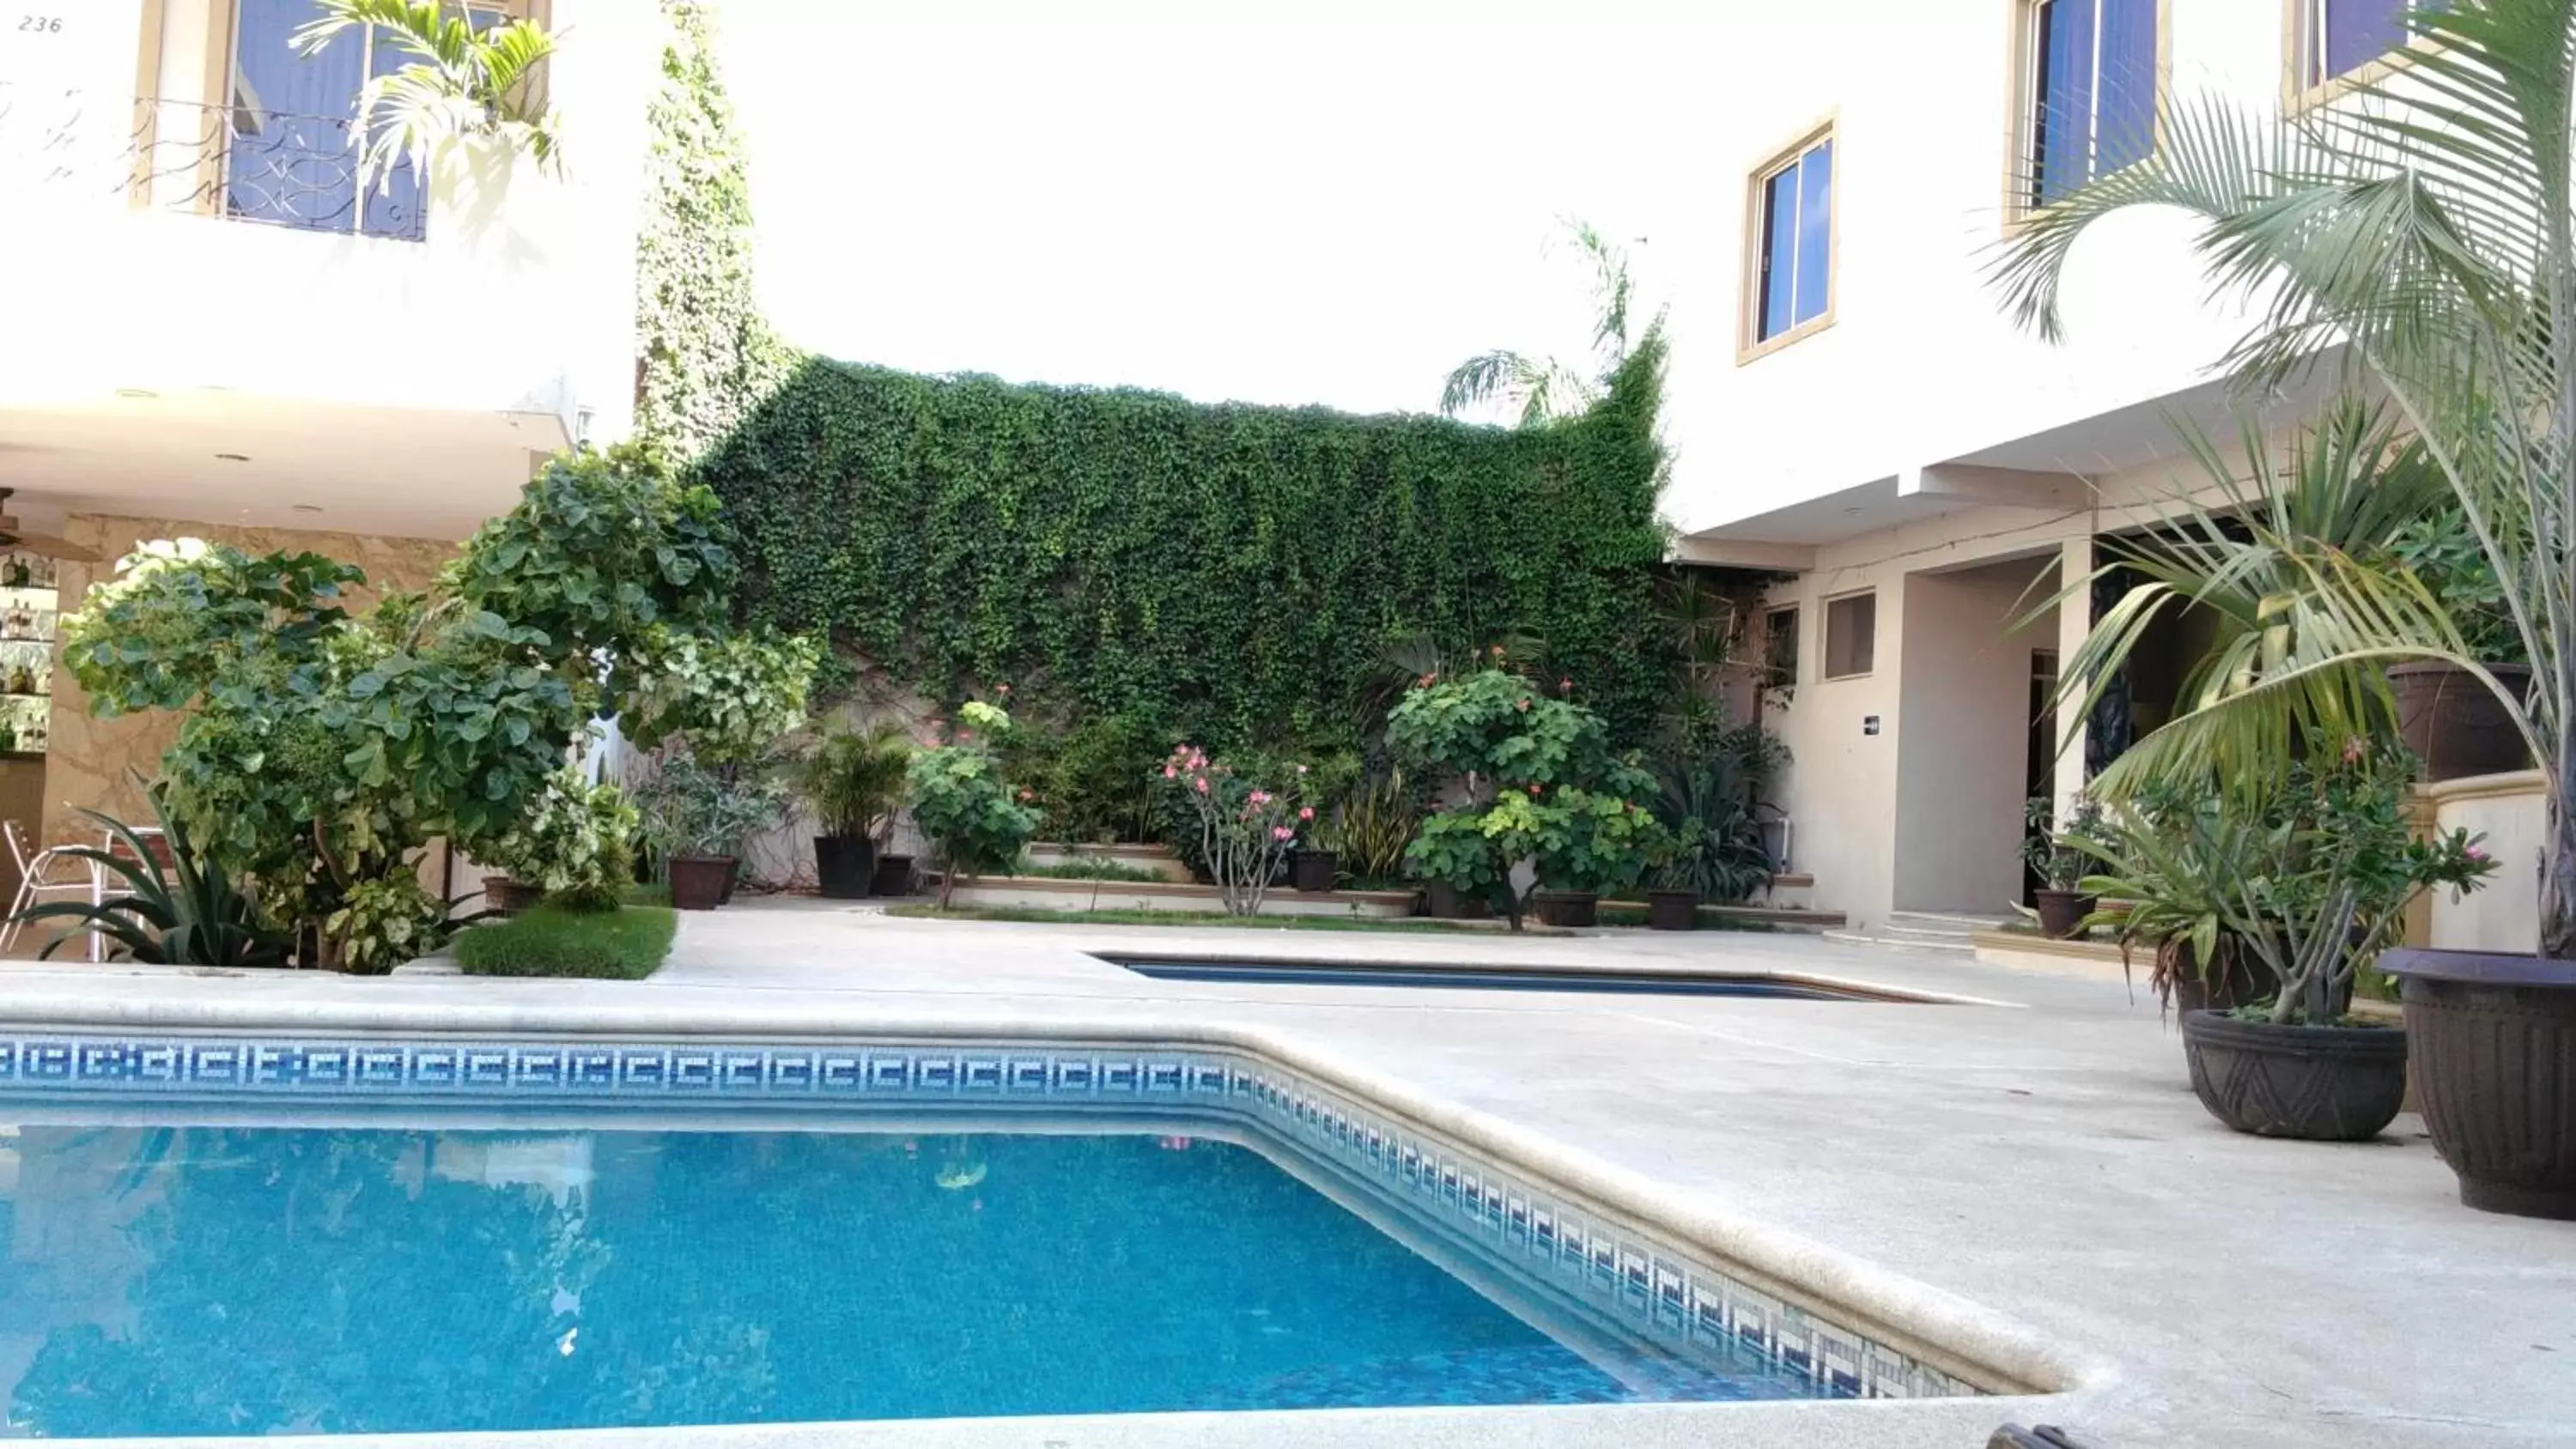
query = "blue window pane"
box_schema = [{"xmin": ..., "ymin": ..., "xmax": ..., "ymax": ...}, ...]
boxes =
[
  {"xmin": 2324, "ymin": 0, "xmax": 2411, "ymax": 80},
  {"xmin": 228, "ymin": 0, "xmax": 363, "ymax": 231},
  {"xmin": 1793, "ymin": 142, "xmax": 1832, "ymax": 326},
  {"xmin": 357, "ymin": 26, "xmax": 424, "ymax": 238},
  {"xmin": 1759, "ymin": 166, "xmax": 1800, "ymax": 340},
  {"xmin": 2095, "ymin": 0, "xmax": 2158, "ymax": 176},
  {"xmin": 2033, "ymin": 0, "xmax": 2095, "ymax": 206}
]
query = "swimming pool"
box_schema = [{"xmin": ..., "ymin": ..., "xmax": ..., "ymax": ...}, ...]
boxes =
[
  {"xmin": 0, "ymin": 1032, "xmax": 2000, "ymax": 1435},
  {"xmin": 1105, "ymin": 955, "xmax": 1937, "ymax": 1001}
]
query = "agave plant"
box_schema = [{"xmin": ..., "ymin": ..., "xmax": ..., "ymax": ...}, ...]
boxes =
[
  {"xmin": 9, "ymin": 790, "xmax": 291, "ymax": 967},
  {"xmin": 292, "ymin": 0, "xmax": 563, "ymax": 195},
  {"xmin": 1990, "ymin": 0, "xmax": 2576, "ymax": 955}
]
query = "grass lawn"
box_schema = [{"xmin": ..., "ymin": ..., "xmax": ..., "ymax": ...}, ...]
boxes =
[{"xmin": 456, "ymin": 903, "xmax": 677, "ymax": 979}]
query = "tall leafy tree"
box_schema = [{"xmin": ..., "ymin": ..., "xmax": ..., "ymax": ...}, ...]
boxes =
[{"xmin": 1990, "ymin": 0, "xmax": 2576, "ymax": 956}]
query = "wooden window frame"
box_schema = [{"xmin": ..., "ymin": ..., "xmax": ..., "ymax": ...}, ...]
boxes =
[
  {"xmin": 2002, "ymin": 0, "xmax": 2173, "ymax": 231},
  {"xmin": 1822, "ymin": 590, "xmax": 1877, "ymax": 682},
  {"xmin": 1737, "ymin": 115, "xmax": 1839, "ymax": 366}
]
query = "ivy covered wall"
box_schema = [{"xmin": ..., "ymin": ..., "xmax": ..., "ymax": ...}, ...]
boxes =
[{"xmin": 635, "ymin": 0, "xmax": 1676, "ymax": 749}]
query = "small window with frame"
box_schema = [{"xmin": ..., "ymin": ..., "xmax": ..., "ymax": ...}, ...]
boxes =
[
  {"xmin": 1739, "ymin": 121, "xmax": 1835, "ymax": 362},
  {"xmin": 2287, "ymin": 0, "xmax": 2439, "ymax": 107},
  {"xmin": 1823, "ymin": 591, "xmax": 1875, "ymax": 680}
]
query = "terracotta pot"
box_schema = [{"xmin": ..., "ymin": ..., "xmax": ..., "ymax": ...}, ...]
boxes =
[
  {"xmin": 2388, "ymin": 661, "xmax": 2531, "ymax": 782},
  {"xmin": 2181, "ymin": 1009, "xmax": 2409, "ymax": 1140},
  {"xmin": 1421, "ymin": 882, "xmax": 1489, "ymax": 919},
  {"xmin": 669, "ymin": 855, "xmax": 734, "ymax": 912},
  {"xmin": 1290, "ymin": 849, "xmax": 1339, "ymax": 894},
  {"xmin": 871, "ymin": 853, "xmax": 917, "ymax": 897},
  {"xmin": 480, "ymin": 875, "xmax": 542, "ymax": 914},
  {"xmin": 1531, "ymin": 889, "xmax": 1598, "ymax": 929},
  {"xmin": 2034, "ymin": 889, "xmax": 2094, "ymax": 940},
  {"xmin": 813, "ymin": 835, "xmax": 878, "ymax": 900},
  {"xmin": 2382, "ymin": 948, "xmax": 2576, "ymax": 1219},
  {"xmin": 1646, "ymin": 888, "xmax": 1699, "ymax": 931}
]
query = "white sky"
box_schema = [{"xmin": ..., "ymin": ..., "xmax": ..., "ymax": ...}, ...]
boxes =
[{"xmin": 718, "ymin": 0, "xmax": 1722, "ymax": 417}]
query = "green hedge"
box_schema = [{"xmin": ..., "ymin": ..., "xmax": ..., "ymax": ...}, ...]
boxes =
[{"xmin": 699, "ymin": 341, "xmax": 1676, "ymax": 748}]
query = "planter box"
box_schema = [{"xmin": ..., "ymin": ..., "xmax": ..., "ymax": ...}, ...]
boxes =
[
  {"xmin": 1019, "ymin": 842, "xmax": 1195, "ymax": 883},
  {"xmin": 947, "ymin": 876, "xmax": 1416, "ymax": 919}
]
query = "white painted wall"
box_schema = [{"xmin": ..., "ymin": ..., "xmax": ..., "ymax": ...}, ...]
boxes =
[
  {"xmin": 1653, "ymin": 0, "xmax": 2293, "ymax": 536},
  {"xmin": 0, "ymin": 0, "xmax": 653, "ymax": 442},
  {"xmin": 1893, "ymin": 557, "xmax": 2057, "ymax": 914}
]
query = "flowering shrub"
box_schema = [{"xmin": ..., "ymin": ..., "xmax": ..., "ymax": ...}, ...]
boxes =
[
  {"xmin": 475, "ymin": 767, "xmax": 641, "ymax": 912},
  {"xmin": 1156, "ymin": 745, "xmax": 1309, "ymax": 915},
  {"xmin": 907, "ymin": 703, "xmax": 1042, "ymax": 906}
]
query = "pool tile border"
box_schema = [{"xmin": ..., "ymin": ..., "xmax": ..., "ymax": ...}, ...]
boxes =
[{"xmin": 0, "ymin": 1032, "xmax": 1978, "ymax": 1403}]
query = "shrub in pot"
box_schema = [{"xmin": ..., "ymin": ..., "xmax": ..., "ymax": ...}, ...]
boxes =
[
  {"xmin": 1649, "ymin": 723, "xmax": 1789, "ymax": 906},
  {"xmin": 470, "ymin": 767, "xmax": 639, "ymax": 913},
  {"xmin": 796, "ymin": 723, "xmax": 913, "ymax": 899},
  {"xmin": 637, "ymin": 755, "xmax": 790, "ymax": 912},
  {"xmin": 2023, "ymin": 793, "xmax": 2105, "ymax": 938},
  {"xmin": 907, "ymin": 702, "xmax": 1042, "ymax": 908},
  {"xmin": 1990, "ymin": 2, "xmax": 2576, "ymax": 1212},
  {"xmin": 1531, "ymin": 785, "xmax": 1668, "ymax": 930}
]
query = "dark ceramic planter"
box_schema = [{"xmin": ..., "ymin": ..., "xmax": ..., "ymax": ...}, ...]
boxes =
[
  {"xmin": 2166, "ymin": 938, "xmax": 2275, "ymax": 1017},
  {"xmin": 1647, "ymin": 889, "xmax": 1699, "ymax": 931},
  {"xmin": 2389, "ymin": 661, "xmax": 2531, "ymax": 782},
  {"xmin": 871, "ymin": 853, "xmax": 917, "ymax": 897},
  {"xmin": 1290, "ymin": 849, "xmax": 1339, "ymax": 894},
  {"xmin": 2033, "ymin": 889, "xmax": 2093, "ymax": 940},
  {"xmin": 669, "ymin": 855, "xmax": 734, "ymax": 912},
  {"xmin": 480, "ymin": 875, "xmax": 542, "ymax": 914},
  {"xmin": 2180, "ymin": 1009, "xmax": 2409, "ymax": 1141},
  {"xmin": 1421, "ymin": 882, "xmax": 1490, "ymax": 919},
  {"xmin": 1531, "ymin": 890, "xmax": 1598, "ymax": 929},
  {"xmin": 813, "ymin": 835, "xmax": 878, "ymax": 900},
  {"xmin": 2382, "ymin": 948, "xmax": 2576, "ymax": 1219}
]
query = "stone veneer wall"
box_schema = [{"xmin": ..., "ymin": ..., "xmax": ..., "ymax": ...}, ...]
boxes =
[{"xmin": 41, "ymin": 514, "xmax": 461, "ymax": 845}]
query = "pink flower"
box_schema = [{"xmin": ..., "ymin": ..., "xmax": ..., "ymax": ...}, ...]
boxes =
[
  {"xmin": 1163, "ymin": 764, "xmax": 1177, "ymax": 779},
  {"xmin": 1516, "ymin": 698, "xmax": 1531, "ymax": 711},
  {"xmin": 1298, "ymin": 806, "xmax": 1315, "ymax": 821},
  {"xmin": 1194, "ymin": 777, "xmax": 1210, "ymax": 795},
  {"xmin": 1558, "ymin": 676, "xmax": 1572, "ymax": 694},
  {"xmin": 1527, "ymin": 783, "xmax": 1543, "ymax": 797},
  {"xmin": 2468, "ymin": 846, "xmax": 2492, "ymax": 862},
  {"xmin": 1249, "ymin": 790, "xmax": 1270, "ymax": 805},
  {"xmin": 1272, "ymin": 826, "xmax": 1294, "ymax": 841},
  {"xmin": 2343, "ymin": 736, "xmax": 2369, "ymax": 764},
  {"xmin": 1017, "ymin": 788, "xmax": 1033, "ymax": 801},
  {"xmin": 996, "ymin": 682, "xmax": 1011, "ymax": 694}
]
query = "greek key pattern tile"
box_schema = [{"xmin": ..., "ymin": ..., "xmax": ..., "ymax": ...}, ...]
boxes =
[{"xmin": 0, "ymin": 1032, "xmax": 1978, "ymax": 1401}]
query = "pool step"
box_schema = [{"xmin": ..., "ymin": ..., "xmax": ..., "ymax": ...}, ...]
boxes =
[{"xmin": 1824, "ymin": 910, "xmax": 2008, "ymax": 957}]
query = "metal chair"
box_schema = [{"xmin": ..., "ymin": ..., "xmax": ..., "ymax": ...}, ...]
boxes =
[{"xmin": 1, "ymin": 819, "xmax": 99, "ymax": 955}]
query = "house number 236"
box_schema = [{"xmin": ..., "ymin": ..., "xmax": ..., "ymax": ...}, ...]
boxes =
[{"xmin": 16, "ymin": 15, "xmax": 65, "ymax": 32}]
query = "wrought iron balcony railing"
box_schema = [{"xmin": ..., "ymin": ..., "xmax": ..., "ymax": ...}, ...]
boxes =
[{"xmin": 1, "ymin": 84, "xmax": 426, "ymax": 243}]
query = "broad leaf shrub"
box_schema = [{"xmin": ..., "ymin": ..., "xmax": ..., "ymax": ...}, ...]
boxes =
[
  {"xmin": 475, "ymin": 768, "xmax": 641, "ymax": 911},
  {"xmin": 62, "ymin": 446, "xmax": 812, "ymax": 971},
  {"xmin": 907, "ymin": 702, "xmax": 1042, "ymax": 906},
  {"xmin": 696, "ymin": 344, "xmax": 1675, "ymax": 750}
]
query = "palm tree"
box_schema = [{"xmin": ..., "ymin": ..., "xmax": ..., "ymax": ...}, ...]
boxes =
[
  {"xmin": 1990, "ymin": 0, "xmax": 2576, "ymax": 958},
  {"xmin": 291, "ymin": 0, "xmax": 563, "ymax": 195},
  {"xmin": 1441, "ymin": 218, "xmax": 1656, "ymax": 426}
]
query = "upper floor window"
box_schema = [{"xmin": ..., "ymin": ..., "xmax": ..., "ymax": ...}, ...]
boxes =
[
  {"xmin": 1741, "ymin": 124, "xmax": 1834, "ymax": 361},
  {"xmin": 222, "ymin": 0, "xmax": 521, "ymax": 240},
  {"xmin": 2020, "ymin": 0, "xmax": 2161, "ymax": 210},
  {"xmin": 2293, "ymin": 0, "xmax": 2439, "ymax": 97}
]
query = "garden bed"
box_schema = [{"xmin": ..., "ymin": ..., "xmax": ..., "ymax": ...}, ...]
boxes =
[
  {"xmin": 1019, "ymin": 842, "xmax": 1194, "ymax": 883},
  {"xmin": 945, "ymin": 875, "xmax": 1419, "ymax": 919},
  {"xmin": 455, "ymin": 905, "xmax": 678, "ymax": 980}
]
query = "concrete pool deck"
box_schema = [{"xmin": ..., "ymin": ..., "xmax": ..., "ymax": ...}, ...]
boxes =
[{"xmin": 0, "ymin": 901, "xmax": 2567, "ymax": 1447}]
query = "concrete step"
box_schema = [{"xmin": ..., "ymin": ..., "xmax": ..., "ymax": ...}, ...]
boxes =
[
  {"xmin": 1886, "ymin": 910, "xmax": 2012, "ymax": 935},
  {"xmin": 1820, "ymin": 930, "xmax": 1978, "ymax": 957}
]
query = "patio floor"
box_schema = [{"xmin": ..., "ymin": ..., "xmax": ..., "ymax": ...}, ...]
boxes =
[{"xmin": 0, "ymin": 901, "xmax": 2566, "ymax": 1448}]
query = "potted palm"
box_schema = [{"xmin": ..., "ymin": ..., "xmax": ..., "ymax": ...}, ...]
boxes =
[
  {"xmin": 1992, "ymin": 0, "xmax": 2576, "ymax": 1213},
  {"xmin": 2024, "ymin": 794, "xmax": 2104, "ymax": 939},
  {"xmin": 796, "ymin": 723, "xmax": 912, "ymax": 899}
]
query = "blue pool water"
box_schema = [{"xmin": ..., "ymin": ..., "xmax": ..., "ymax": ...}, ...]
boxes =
[{"xmin": 0, "ymin": 1120, "xmax": 1826, "ymax": 1436}]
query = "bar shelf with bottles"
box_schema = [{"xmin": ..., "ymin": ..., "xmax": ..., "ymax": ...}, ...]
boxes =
[{"xmin": 0, "ymin": 551, "xmax": 59, "ymax": 756}]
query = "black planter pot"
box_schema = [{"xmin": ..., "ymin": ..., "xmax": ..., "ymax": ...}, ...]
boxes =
[
  {"xmin": 2388, "ymin": 661, "xmax": 2531, "ymax": 782},
  {"xmin": 718, "ymin": 858, "xmax": 740, "ymax": 906},
  {"xmin": 481, "ymin": 875, "xmax": 542, "ymax": 914},
  {"xmin": 2166, "ymin": 938, "xmax": 2275, "ymax": 1017},
  {"xmin": 871, "ymin": 853, "xmax": 917, "ymax": 897},
  {"xmin": 1290, "ymin": 849, "xmax": 1339, "ymax": 894},
  {"xmin": 1421, "ymin": 882, "xmax": 1490, "ymax": 919},
  {"xmin": 2180, "ymin": 1009, "xmax": 2409, "ymax": 1141},
  {"xmin": 1647, "ymin": 888, "xmax": 1699, "ymax": 931},
  {"xmin": 669, "ymin": 855, "xmax": 734, "ymax": 912},
  {"xmin": 813, "ymin": 835, "xmax": 878, "ymax": 900},
  {"xmin": 1531, "ymin": 890, "xmax": 1598, "ymax": 929},
  {"xmin": 2033, "ymin": 888, "xmax": 2093, "ymax": 940},
  {"xmin": 2382, "ymin": 948, "xmax": 2576, "ymax": 1219}
]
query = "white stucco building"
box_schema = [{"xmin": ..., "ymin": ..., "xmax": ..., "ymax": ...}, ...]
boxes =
[{"xmin": 1646, "ymin": 0, "xmax": 2437, "ymax": 933}]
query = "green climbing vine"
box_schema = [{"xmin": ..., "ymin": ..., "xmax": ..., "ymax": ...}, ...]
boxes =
[{"xmin": 631, "ymin": 0, "xmax": 1676, "ymax": 749}]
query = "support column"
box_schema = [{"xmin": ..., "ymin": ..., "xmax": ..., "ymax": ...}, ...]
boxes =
[{"xmin": 2054, "ymin": 535, "xmax": 2093, "ymax": 812}]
